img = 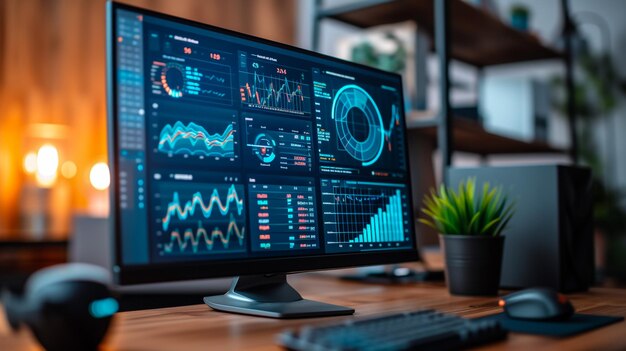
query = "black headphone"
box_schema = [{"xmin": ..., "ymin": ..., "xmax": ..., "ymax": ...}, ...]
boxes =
[{"xmin": 3, "ymin": 263, "xmax": 117, "ymax": 351}]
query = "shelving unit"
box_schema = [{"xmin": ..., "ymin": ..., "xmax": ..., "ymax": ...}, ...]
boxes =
[
  {"xmin": 316, "ymin": 0, "xmax": 563, "ymax": 67},
  {"xmin": 408, "ymin": 114, "xmax": 567, "ymax": 155},
  {"xmin": 313, "ymin": 0, "xmax": 577, "ymax": 244}
]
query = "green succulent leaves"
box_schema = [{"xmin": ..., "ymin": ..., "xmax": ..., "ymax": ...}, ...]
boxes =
[{"xmin": 419, "ymin": 178, "xmax": 514, "ymax": 237}]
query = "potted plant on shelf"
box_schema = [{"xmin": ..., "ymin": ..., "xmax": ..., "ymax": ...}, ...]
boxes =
[
  {"xmin": 420, "ymin": 178, "xmax": 514, "ymax": 296},
  {"xmin": 510, "ymin": 4, "xmax": 531, "ymax": 32}
]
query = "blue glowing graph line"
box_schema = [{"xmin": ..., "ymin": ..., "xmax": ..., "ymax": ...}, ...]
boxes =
[
  {"xmin": 199, "ymin": 89, "xmax": 227, "ymax": 97},
  {"xmin": 385, "ymin": 104, "xmax": 401, "ymax": 151},
  {"xmin": 331, "ymin": 85, "xmax": 384, "ymax": 167},
  {"xmin": 158, "ymin": 121, "xmax": 235, "ymax": 157},
  {"xmin": 161, "ymin": 184, "xmax": 244, "ymax": 231},
  {"xmin": 201, "ymin": 74, "xmax": 227, "ymax": 84},
  {"xmin": 344, "ymin": 193, "xmax": 385, "ymax": 202},
  {"xmin": 163, "ymin": 214, "xmax": 245, "ymax": 253}
]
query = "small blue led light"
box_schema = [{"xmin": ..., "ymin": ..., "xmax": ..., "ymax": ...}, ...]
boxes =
[{"xmin": 89, "ymin": 297, "xmax": 119, "ymax": 319}]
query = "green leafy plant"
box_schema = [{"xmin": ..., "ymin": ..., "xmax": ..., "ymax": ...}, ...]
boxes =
[
  {"xmin": 419, "ymin": 178, "xmax": 514, "ymax": 237},
  {"xmin": 510, "ymin": 5, "xmax": 530, "ymax": 17},
  {"xmin": 350, "ymin": 32, "xmax": 407, "ymax": 73}
]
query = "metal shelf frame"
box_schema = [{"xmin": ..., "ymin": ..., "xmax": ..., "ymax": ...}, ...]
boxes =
[{"xmin": 312, "ymin": 0, "xmax": 578, "ymax": 185}]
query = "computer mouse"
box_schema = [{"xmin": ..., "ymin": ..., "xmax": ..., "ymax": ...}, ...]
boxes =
[
  {"xmin": 499, "ymin": 287, "xmax": 574, "ymax": 321},
  {"xmin": 2, "ymin": 263, "xmax": 118, "ymax": 351}
]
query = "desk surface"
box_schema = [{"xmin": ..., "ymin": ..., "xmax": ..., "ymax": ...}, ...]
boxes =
[{"xmin": 1, "ymin": 273, "xmax": 626, "ymax": 351}]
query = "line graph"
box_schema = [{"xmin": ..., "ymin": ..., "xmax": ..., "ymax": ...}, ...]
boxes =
[
  {"xmin": 384, "ymin": 104, "xmax": 401, "ymax": 152},
  {"xmin": 241, "ymin": 72, "xmax": 310, "ymax": 115},
  {"xmin": 163, "ymin": 215, "xmax": 245, "ymax": 253},
  {"xmin": 154, "ymin": 181, "xmax": 247, "ymax": 258},
  {"xmin": 161, "ymin": 184, "xmax": 244, "ymax": 231},
  {"xmin": 200, "ymin": 89, "xmax": 227, "ymax": 98},
  {"xmin": 158, "ymin": 121, "xmax": 235, "ymax": 157},
  {"xmin": 201, "ymin": 74, "xmax": 226, "ymax": 84},
  {"xmin": 238, "ymin": 53, "xmax": 311, "ymax": 116}
]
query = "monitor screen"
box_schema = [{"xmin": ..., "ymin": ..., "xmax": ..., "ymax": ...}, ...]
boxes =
[{"xmin": 108, "ymin": 3, "xmax": 418, "ymax": 284}]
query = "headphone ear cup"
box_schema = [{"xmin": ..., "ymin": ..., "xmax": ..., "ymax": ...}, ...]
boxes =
[{"xmin": 2, "ymin": 289, "xmax": 24, "ymax": 331}]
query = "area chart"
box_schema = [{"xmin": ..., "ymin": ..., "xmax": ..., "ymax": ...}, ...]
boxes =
[{"xmin": 158, "ymin": 121, "xmax": 235, "ymax": 157}]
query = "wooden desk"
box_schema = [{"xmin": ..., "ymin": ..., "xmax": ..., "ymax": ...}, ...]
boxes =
[{"xmin": 1, "ymin": 274, "xmax": 625, "ymax": 350}]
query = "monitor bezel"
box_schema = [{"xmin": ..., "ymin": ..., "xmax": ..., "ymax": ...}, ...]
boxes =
[{"xmin": 107, "ymin": 1, "xmax": 420, "ymax": 285}]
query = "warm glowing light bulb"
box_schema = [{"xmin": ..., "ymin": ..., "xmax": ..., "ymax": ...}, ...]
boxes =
[
  {"xmin": 23, "ymin": 152, "xmax": 37, "ymax": 174},
  {"xmin": 37, "ymin": 144, "xmax": 59, "ymax": 176},
  {"xmin": 36, "ymin": 144, "xmax": 59, "ymax": 187},
  {"xmin": 61, "ymin": 161, "xmax": 77, "ymax": 179},
  {"xmin": 90, "ymin": 162, "xmax": 110, "ymax": 190}
]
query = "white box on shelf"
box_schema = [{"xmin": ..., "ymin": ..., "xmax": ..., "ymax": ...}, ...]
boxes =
[{"xmin": 479, "ymin": 76, "xmax": 550, "ymax": 142}]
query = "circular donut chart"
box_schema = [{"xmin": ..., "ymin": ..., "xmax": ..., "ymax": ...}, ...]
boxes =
[
  {"xmin": 161, "ymin": 63, "xmax": 185, "ymax": 98},
  {"xmin": 253, "ymin": 133, "xmax": 276, "ymax": 163},
  {"xmin": 332, "ymin": 85, "xmax": 384, "ymax": 166}
]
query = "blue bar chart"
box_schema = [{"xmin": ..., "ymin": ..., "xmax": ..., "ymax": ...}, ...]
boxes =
[
  {"xmin": 348, "ymin": 189, "xmax": 404, "ymax": 243},
  {"xmin": 321, "ymin": 179, "xmax": 412, "ymax": 253}
]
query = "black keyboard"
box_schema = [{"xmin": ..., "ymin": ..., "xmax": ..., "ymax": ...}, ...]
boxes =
[{"xmin": 278, "ymin": 309, "xmax": 507, "ymax": 351}]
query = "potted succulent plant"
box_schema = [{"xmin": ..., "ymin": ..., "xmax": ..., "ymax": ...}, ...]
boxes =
[
  {"xmin": 510, "ymin": 4, "xmax": 530, "ymax": 32},
  {"xmin": 420, "ymin": 178, "xmax": 514, "ymax": 296}
]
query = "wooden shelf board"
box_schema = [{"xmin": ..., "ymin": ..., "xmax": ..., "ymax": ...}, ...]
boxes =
[
  {"xmin": 319, "ymin": 0, "xmax": 563, "ymax": 67},
  {"xmin": 407, "ymin": 116, "xmax": 568, "ymax": 155}
]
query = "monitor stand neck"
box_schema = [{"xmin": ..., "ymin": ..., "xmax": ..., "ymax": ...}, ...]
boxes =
[{"xmin": 204, "ymin": 274, "xmax": 354, "ymax": 319}]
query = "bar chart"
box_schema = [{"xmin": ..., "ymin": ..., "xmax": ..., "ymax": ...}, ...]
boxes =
[
  {"xmin": 346, "ymin": 189, "xmax": 404, "ymax": 243},
  {"xmin": 322, "ymin": 179, "xmax": 412, "ymax": 253}
]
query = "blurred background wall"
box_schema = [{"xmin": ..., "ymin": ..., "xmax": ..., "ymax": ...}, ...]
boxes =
[{"xmin": 0, "ymin": 0, "xmax": 295, "ymax": 238}]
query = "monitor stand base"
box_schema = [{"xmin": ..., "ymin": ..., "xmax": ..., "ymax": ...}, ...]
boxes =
[{"xmin": 204, "ymin": 274, "xmax": 354, "ymax": 319}]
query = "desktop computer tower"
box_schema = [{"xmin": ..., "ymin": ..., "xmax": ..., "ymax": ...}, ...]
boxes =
[{"xmin": 449, "ymin": 165, "xmax": 594, "ymax": 292}]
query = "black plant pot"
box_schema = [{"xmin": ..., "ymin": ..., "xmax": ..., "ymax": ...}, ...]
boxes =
[{"xmin": 440, "ymin": 234, "xmax": 505, "ymax": 296}]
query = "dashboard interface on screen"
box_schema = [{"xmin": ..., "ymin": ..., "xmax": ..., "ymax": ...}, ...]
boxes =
[{"xmin": 113, "ymin": 8, "xmax": 414, "ymax": 266}]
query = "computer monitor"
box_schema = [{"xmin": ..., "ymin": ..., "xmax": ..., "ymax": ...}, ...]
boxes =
[{"xmin": 106, "ymin": 2, "xmax": 418, "ymax": 318}]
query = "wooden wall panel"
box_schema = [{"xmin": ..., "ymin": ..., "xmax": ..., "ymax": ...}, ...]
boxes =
[{"xmin": 0, "ymin": 0, "xmax": 296, "ymax": 235}]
